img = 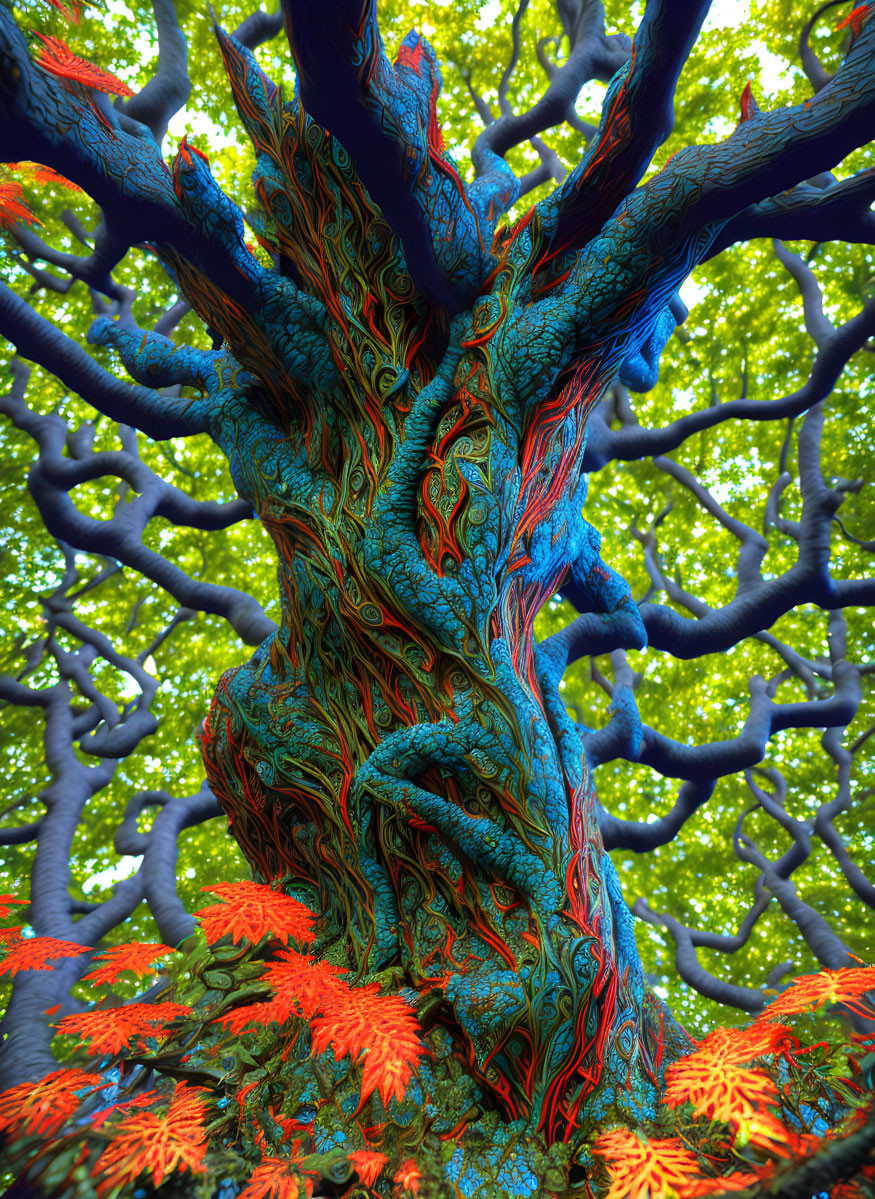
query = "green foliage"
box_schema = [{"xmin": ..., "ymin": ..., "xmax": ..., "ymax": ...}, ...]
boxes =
[{"xmin": 1, "ymin": 0, "xmax": 873, "ymax": 1053}]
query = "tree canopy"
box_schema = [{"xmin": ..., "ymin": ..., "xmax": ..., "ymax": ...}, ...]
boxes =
[{"xmin": 0, "ymin": 0, "xmax": 874, "ymax": 1194}]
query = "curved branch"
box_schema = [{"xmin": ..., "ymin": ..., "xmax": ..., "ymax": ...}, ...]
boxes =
[
  {"xmin": 0, "ymin": 288, "xmax": 208, "ymax": 439},
  {"xmin": 233, "ymin": 7, "xmax": 284, "ymax": 50},
  {"xmin": 633, "ymin": 895, "xmax": 771, "ymax": 1013},
  {"xmin": 116, "ymin": 0, "xmax": 191, "ymax": 144},
  {"xmin": 472, "ymin": 0, "xmax": 630, "ymax": 175},
  {"xmin": 583, "ymin": 294, "xmax": 875, "ymax": 470},
  {"xmin": 115, "ymin": 783, "xmax": 225, "ymax": 944},
  {"xmin": 1, "ymin": 363, "xmax": 275, "ymax": 646},
  {"xmin": 798, "ymin": 0, "xmax": 844, "ymax": 92}
]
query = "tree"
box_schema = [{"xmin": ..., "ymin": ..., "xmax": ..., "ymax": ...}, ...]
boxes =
[{"xmin": 0, "ymin": 0, "xmax": 874, "ymax": 1193}]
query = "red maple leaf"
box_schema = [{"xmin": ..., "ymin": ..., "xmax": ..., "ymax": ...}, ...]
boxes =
[
  {"xmin": 40, "ymin": 0, "xmax": 82, "ymax": 23},
  {"xmin": 593, "ymin": 1129, "xmax": 701, "ymax": 1199},
  {"xmin": 82, "ymin": 941, "xmax": 175, "ymax": 985},
  {"xmin": 55, "ymin": 1001, "xmax": 191, "ymax": 1055},
  {"xmin": 90, "ymin": 1090, "xmax": 162, "ymax": 1130},
  {"xmin": 393, "ymin": 1159, "xmax": 422, "ymax": 1196},
  {"xmin": 237, "ymin": 1157, "xmax": 314, "ymax": 1198},
  {"xmin": 758, "ymin": 967, "xmax": 875, "ymax": 1020},
  {"xmin": 310, "ymin": 985, "xmax": 425, "ymax": 1106},
  {"xmin": 835, "ymin": 4, "xmax": 871, "ymax": 37},
  {"xmin": 664, "ymin": 1054, "xmax": 778, "ymax": 1125},
  {"xmin": 212, "ymin": 998, "xmax": 290, "ymax": 1034},
  {"xmin": 0, "ymin": 182, "xmax": 40, "ymax": 228},
  {"xmin": 34, "ymin": 34, "xmax": 134, "ymax": 97},
  {"xmin": 0, "ymin": 935, "xmax": 89, "ymax": 976},
  {"xmin": 694, "ymin": 1021, "xmax": 796, "ymax": 1064},
  {"xmin": 258, "ymin": 950, "xmax": 423, "ymax": 1105},
  {"xmin": 0, "ymin": 894, "xmax": 27, "ymax": 920},
  {"xmin": 259, "ymin": 948, "xmax": 349, "ymax": 1018},
  {"xmin": 195, "ymin": 881, "xmax": 316, "ymax": 946},
  {"xmin": 679, "ymin": 1166, "xmax": 774, "ymax": 1196},
  {"xmin": 8, "ymin": 162, "xmax": 82, "ymax": 192},
  {"xmin": 91, "ymin": 1084, "xmax": 209, "ymax": 1196},
  {"xmin": 0, "ymin": 1069, "xmax": 107, "ymax": 1139},
  {"xmin": 349, "ymin": 1150, "xmax": 388, "ymax": 1187}
]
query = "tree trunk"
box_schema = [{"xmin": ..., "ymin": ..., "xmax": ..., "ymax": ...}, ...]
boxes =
[{"xmin": 181, "ymin": 17, "xmax": 690, "ymax": 1163}]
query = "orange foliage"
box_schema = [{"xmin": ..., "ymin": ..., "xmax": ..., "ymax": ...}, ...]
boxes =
[
  {"xmin": 259, "ymin": 948, "xmax": 349, "ymax": 1017},
  {"xmin": 90, "ymin": 1091, "xmax": 162, "ymax": 1129},
  {"xmin": 212, "ymin": 998, "xmax": 291, "ymax": 1034},
  {"xmin": 237, "ymin": 1157, "xmax": 314, "ymax": 1198},
  {"xmin": 0, "ymin": 925, "xmax": 23, "ymax": 945},
  {"xmin": 680, "ymin": 1167, "xmax": 773, "ymax": 1196},
  {"xmin": 310, "ymin": 984, "xmax": 426, "ymax": 1106},
  {"xmin": 195, "ymin": 881, "xmax": 316, "ymax": 946},
  {"xmin": 9, "ymin": 161, "xmax": 83, "ymax": 191},
  {"xmin": 348, "ymin": 1150, "xmax": 389, "ymax": 1187},
  {"xmin": 42, "ymin": 0, "xmax": 82, "ymax": 22},
  {"xmin": 258, "ymin": 949, "xmax": 424, "ymax": 1105},
  {"xmin": 835, "ymin": 4, "xmax": 871, "ymax": 36},
  {"xmin": 91, "ymin": 1084, "xmax": 209, "ymax": 1196},
  {"xmin": 832, "ymin": 1177, "xmax": 875, "ymax": 1199},
  {"xmin": 82, "ymin": 941, "xmax": 175, "ymax": 985},
  {"xmin": 0, "ymin": 182, "xmax": 39, "ymax": 228},
  {"xmin": 664, "ymin": 1054, "xmax": 778, "ymax": 1124},
  {"xmin": 34, "ymin": 34, "xmax": 134, "ymax": 97},
  {"xmin": 0, "ymin": 894, "xmax": 26, "ymax": 919},
  {"xmin": 0, "ymin": 1068, "xmax": 106, "ymax": 1139},
  {"xmin": 736, "ymin": 1111, "xmax": 821, "ymax": 1158},
  {"xmin": 593, "ymin": 1129, "xmax": 700, "ymax": 1199},
  {"xmin": 694, "ymin": 1021, "xmax": 796, "ymax": 1064},
  {"xmin": 56, "ymin": 1001, "xmax": 191, "ymax": 1055},
  {"xmin": 0, "ymin": 935, "xmax": 89, "ymax": 975},
  {"xmin": 757, "ymin": 967, "xmax": 875, "ymax": 1019},
  {"xmin": 393, "ymin": 1159, "xmax": 422, "ymax": 1196}
]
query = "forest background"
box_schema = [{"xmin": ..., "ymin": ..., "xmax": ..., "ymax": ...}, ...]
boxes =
[{"xmin": 0, "ymin": 0, "xmax": 873, "ymax": 1061}]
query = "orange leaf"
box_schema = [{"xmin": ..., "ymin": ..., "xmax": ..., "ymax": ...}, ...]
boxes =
[
  {"xmin": 831, "ymin": 1182, "xmax": 871, "ymax": 1199},
  {"xmin": 55, "ymin": 1002, "xmax": 190, "ymax": 1055},
  {"xmin": 259, "ymin": 948, "xmax": 348, "ymax": 1019},
  {"xmin": 694, "ymin": 1022, "xmax": 796, "ymax": 1064},
  {"xmin": 835, "ymin": 4, "xmax": 871, "ymax": 36},
  {"xmin": 0, "ymin": 894, "xmax": 27, "ymax": 920},
  {"xmin": 0, "ymin": 926, "xmax": 24, "ymax": 945},
  {"xmin": 90, "ymin": 1090, "xmax": 162, "ymax": 1129},
  {"xmin": 34, "ymin": 34, "xmax": 134, "ymax": 97},
  {"xmin": 212, "ymin": 998, "xmax": 291, "ymax": 1034},
  {"xmin": 196, "ymin": 881, "xmax": 315, "ymax": 946},
  {"xmin": 393, "ymin": 1159, "xmax": 422, "ymax": 1196},
  {"xmin": 0, "ymin": 935, "xmax": 89, "ymax": 976},
  {"xmin": 678, "ymin": 1166, "xmax": 774, "ymax": 1196},
  {"xmin": 309, "ymin": 986, "xmax": 425, "ymax": 1106},
  {"xmin": 593, "ymin": 1129, "xmax": 700, "ymax": 1199},
  {"xmin": 91, "ymin": 1084, "xmax": 209, "ymax": 1196},
  {"xmin": 41, "ymin": 0, "xmax": 82, "ymax": 23},
  {"xmin": 349, "ymin": 1150, "xmax": 388, "ymax": 1187},
  {"xmin": 0, "ymin": 182, "xmax": 40, "ymax": 228},
  {"xmin": 0, "ymin": 1069, "xmax": 107, "ymax": 1138},
  {"xmin": 258, "ymin": 951, "xmax": 423, "ymax": 1104},
  {"xmin": 758, "ymin": 967, "xmax": 875, "ymax": 1019},
  {"xmin": 9, "ymin": 161, "xmax": 83, "ymax": 192},
  {"xmin": 735, "ymin": 1111, "xmax": 821, "ymax": 1158},
  {"xmin": 237, "ymin": 1157, "xmax": 313, "ymax": 1198},
  {"xmin": 82, "ymin": 941, "xmax": 175, "ymax": 985},
  {"xmin": 664, "ymin": 1054, "xmax": 778, "ymax": 1125}
]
